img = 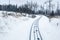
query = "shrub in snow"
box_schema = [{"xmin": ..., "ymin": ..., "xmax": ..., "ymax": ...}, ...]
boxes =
[{"xmin": 31, "ymin": 15, "xmax": 36, "ymax": 18}]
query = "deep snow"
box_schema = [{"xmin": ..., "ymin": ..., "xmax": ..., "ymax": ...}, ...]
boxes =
[
  {"xmin": 0, "ymin": 11, "xmax": 60, "ymax": 40},
  {"xmin": 39, "ymin": 16, "xmax": 60, "ymax": 40}
]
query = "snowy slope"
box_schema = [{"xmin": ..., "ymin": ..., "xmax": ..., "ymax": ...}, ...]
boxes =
[
  {"xmin": 39, "ymin": 16, "xmax": 60, "ymax": 40},
  {"xmin": 0, "ymin": 11, "xmax": 60, "ymax": 40},
  {"xmin": 0, "ymin": 11, "xmax": 40, "ymax": 40}
]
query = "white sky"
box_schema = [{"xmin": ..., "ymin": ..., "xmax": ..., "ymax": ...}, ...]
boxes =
[{"xmin": 0, "ymin": 0, "xmax": 60, "ymax": 5}]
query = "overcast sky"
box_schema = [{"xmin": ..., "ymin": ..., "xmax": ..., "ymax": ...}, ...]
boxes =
[{"xmin": 0, "ymin": 0, "xmax": 60, "ymax": 5}]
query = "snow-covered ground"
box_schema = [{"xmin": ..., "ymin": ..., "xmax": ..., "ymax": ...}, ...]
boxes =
[
  {"xmin": 39, "ymin": 16, "xmax": 60, "ymax": 40},
  {"xmin": 0, "ymin": 11, "xmax": 60, "ymax": 40}
]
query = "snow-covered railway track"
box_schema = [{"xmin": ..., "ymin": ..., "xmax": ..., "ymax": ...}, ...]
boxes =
[{"xmin": 29, "ymin": 16, "xmax": 43, "ymax": 40}]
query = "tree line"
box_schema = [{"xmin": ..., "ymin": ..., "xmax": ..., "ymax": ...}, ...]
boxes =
[
  {"xmin": 0, "ymin": 2, "xmax": 38, "ymax": 14},
  {"xmin": 0, "ymin": 2, "xmax": 60, "ymax": 16}
]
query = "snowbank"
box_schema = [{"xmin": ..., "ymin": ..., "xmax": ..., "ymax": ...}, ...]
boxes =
[
  {"xmin": 0, "ymin": 14, "xmax": 39, "ymax": 40},
  {"xmin": 0, "ymin": 13, "xmax": 60, "ymax": 40},
  {"xmin": 39, "ymin": 15, "xmax": 60, "ymax": 40}
]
